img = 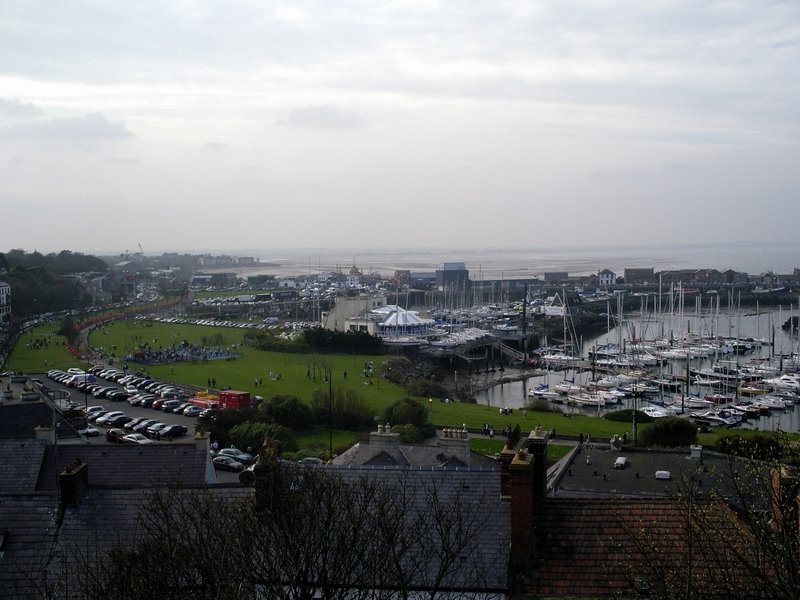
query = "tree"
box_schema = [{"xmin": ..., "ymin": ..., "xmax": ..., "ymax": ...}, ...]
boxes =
[
  {"xmin": 50, "ymin": 457, "xmax": 503, "ymax": 599},
  {"xmin": 639, "ymin": 416, "xmax": 698, "ymax": 448},
  {"xmin": 382, "ymin": 398, "xmax": 428, "ymax": 428},
  {"xmin": 620, "ymin": 432, "xmax": 800, "ymax": 599},
  {"xmin": 260, "ymin": 394, "xmax": 312, "ymax": 430}
]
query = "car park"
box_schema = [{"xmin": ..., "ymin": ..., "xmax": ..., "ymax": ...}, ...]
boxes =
[
  {"xmin": 212, "ymin": 455, "xmax": 244, "ymax": 472},
  {"xmin": 122, "ymin": 433, "xmax": 154, "ymax": 445},
  {"xmin": 183, "ymin": 406, "xmax": 202, "ymax": 417},
  {"xmin": 152, "ymin": 399, "xmax": 166, "ymax": 410},
  {"xmin": 105, "ymin": 428, "xmax": 127, "ymax": 443},
  {"xmin": 86, "ymin": 405, "xmax": 105, "ymax": 415}
]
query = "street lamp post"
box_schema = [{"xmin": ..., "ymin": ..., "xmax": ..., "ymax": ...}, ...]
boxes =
[{"xmin": 326, "ymin": 368, "xmax": 333, "ymax": 459}]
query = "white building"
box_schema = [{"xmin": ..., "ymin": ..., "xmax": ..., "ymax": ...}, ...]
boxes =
[
  {"xmin": 0, "ymin": 280, "xmax": 10, "ymax": 324},
  {"xmin": 598, "ymin": 269, "xmax": 617, "ymax": 287}
]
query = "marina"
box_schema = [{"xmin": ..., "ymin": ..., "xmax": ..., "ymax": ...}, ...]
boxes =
[{"xmin": 473, "ymin": 307, "xmax": 800, "ymax": 434}]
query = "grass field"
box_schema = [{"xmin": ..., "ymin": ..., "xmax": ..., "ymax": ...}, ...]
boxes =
[{"xmin": 5, "ymin": 323, "xmax": 81, "ymax": 373}]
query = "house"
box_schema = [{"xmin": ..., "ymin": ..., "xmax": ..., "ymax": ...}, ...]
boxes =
[
  {"xmin": 623, "ymin": 267, "xmax": 654, "ymax": 284},
  {"xmin": 0, "ymin": 279, "xmax": 10, "ymax": 324},
  {"xmin": 597, "ymin": 269, "xmax": 616, "ymax": 287},
  {"xmin": 503, "ymin": 431, "xmax": 784, "ymax": 599}
]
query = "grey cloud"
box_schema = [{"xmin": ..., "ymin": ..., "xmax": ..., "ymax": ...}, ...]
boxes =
[
  {"xmin": 0, "ymin": 97, "xmax": 41, "ymax": 117},
  {"xmin": 202, "ymin": 142, "xmax": 227, "ymax": 152},
  {"xmin": 0, "ymin": 113, "xmax": 134, "ymax": 142},
  {"xmin": 275, "ymin": 106, "xmax": 365, "ymax": 129}
]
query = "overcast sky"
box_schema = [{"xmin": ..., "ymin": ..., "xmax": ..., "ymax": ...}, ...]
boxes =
[{"xmin": 1, "ymin": 1, "xmax": 798, "ymax": 255}]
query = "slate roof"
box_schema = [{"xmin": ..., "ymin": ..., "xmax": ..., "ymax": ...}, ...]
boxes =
[
  {"xmin": 52, "ymin": 486, "xmax": 254, "ymax": 583},
  {"xmin": 0, "ymin": 438, "xmax": 47, "ymax": 493},
  {"xmin": 37, "ymin": 443, "xmax": 211, "ymax": 490},
  {"xmin": 324, "ymin": 465, "xmax": 510, "ymax": 592},
  {"xmin": 518, "ymin": 497, "xmax": 760, "ymax": 599},
  {"xmin": 332, "ymin": 432, "xmax": 499, "ymax": 469},
  {"xmin": 0, "ymin": 493, "xmax": 60, "ymax": 598}
]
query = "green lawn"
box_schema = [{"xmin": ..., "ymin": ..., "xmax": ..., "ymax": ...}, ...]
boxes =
[
  {"xmin": 469, "ymin": 438, "xmax": 574, "ymax": 464},
  {"xmin": 5, "ymin": 323, "xmax": 80, "ymax": 373},
  {"xmin": 88, "ymin": 319, "xmax": 409, "ymax": 414}
]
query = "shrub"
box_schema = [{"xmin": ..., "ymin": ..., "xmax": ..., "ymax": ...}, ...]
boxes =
[
  {"xmin": 229, "ymin": 421, "xmax": 297, "ymax": 454},
  {"xmin": 716, "ymin": 433, "xmax": 782, "ymax": 460},
  {"xmin": 381, "ymin": 398, "xmax": 428, "ymax": 428},
  {"xmin": 526, "ymin": 399, "xmax": 560, "ymax": 413},
  {"xmin": 310, "ymin": 387, "xmax": 373, "ymax": 430},
  {"xmin": 260, "ymin": 395, "xmax": 313, "ymax": 430},
  {"xmin": 639, "ymin": 416, "xmax": 698, "ymax": 448}
]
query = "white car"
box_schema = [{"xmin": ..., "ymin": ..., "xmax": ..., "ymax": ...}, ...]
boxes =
[
  {"xmin": 122, "ymin": 433, "xmax": 154, "ymax": 444},
  {"xmin": 95, "ymin": 411, "xmax": 125, "ymax": 426}
]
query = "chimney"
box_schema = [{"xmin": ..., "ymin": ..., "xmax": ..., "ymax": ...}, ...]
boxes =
[
  {"xmin": 771, "ymin": 465, "xmax": 799, "ymax": 546},
  {"xmin": 59, "ymin": 460, "xmax": 88, "ymax": 512},
  {"xmin": 508, "ymin": 429, "xmax": 550, "ymax": 570},
  {"xmin": 195, "ymin": 431, "xmax": 217, "ymax": 484},
  {"xmin": 369, "ymin": 428, "xmax": 401, "ymax": 451},
  {"xmin": 525, "ymin": 427, "xmax": 550, "ymax": 499},
  {"xmin": 34, "ymin": 424, "xmax": 56, "ymax": 444},
  {"xmin": 438, "ymin": 427, "xmax": 471, "ymax": 464},
  {"xmin": 499, "ymin": 444, "xmax": 517, "ymax": 498}
]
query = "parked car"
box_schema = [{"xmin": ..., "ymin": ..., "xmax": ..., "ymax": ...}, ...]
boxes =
[
  {"xmin": 139, "ymin": 395, "xmax": 158, "ymax": 408},
  {"xmin": 183, "ymin": 406, "xmax": 203, "ymax": 417},
  {"xmin": 213, "ymin": 455, "xmax": 244, "ymax": 472},
  {"xmin": 161, "ymin": 400, "xmax": 182, "ymax": 412},
  {"xmin": 105, "ymin": 428, "xmax": 127, "ymax": 443},
  {"xmin": 217, "ymin": 448, "xmax": 255, "ymax": 464},
  {"xmin": 107, "ymin": 390, "xmax": 130, "ymax": 402},
  {"xmin": 122, "ymin": 433, "xmax": 154, "ymax": 445},
  {"xmin": 78, "ymin": 424, "xmax": 100, "ymax": 437},
  {"xmin": 152, "ymin": 399, "xmax": 166, "ymax": 410},
  {"xmin": 133, "ymin": 419, "xmax": 159, "ymax": 434},
  {"xmin": 88, "ymin": 410, "xmax": 110, "ymax": 423},
  {"xmin": 124, "ymin": 417, "xmax": 149, "ymax": 431},
  {"xmin": 145, "ymin": 422, "xmax": 169, "ymax": 438},
  {"xmin": 107, "ymin": 415, "xmax": 135, "ymax": 428},
  {"xmin": 158, "ymin": 424, "xmax": 188, "ymax": 439},
  {"xmin": 95, "ymin": 411, "xmax": 125, "ymax": 426}
]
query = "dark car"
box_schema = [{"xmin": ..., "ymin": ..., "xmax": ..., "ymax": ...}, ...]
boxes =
[
  {"xmin": 159, "ymin": 424, "xmax": 188, "ymax": 439},
  {"xmin": 124, "ymin": 417, "xmax": 149, "ymax": 431},
  {"xmin": 105, "ymin": 428, "xmax": 126, "ymax": 443},
  {"xmin": 107, "ymin": 415, "xmax": 135, "ymax": 428},
  {"xmin": 212, "ymin": 455, "xmax": 244, "ymax": 472},
  {"xmin": 133, "ymin": 419, "xmax": 159, "ymax": 434},
  {"xmin": 217, "ymin": 448, "xmax": 255, "ymax": 464},
  {"xmin": 139, "ymin": 395, "xmax": 158, "ymax": 408}
]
